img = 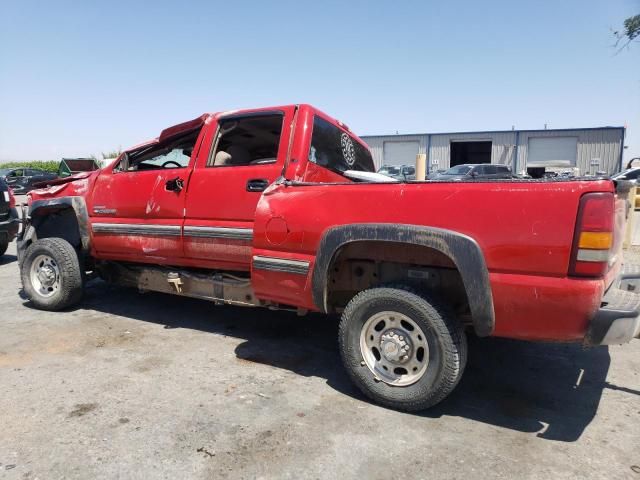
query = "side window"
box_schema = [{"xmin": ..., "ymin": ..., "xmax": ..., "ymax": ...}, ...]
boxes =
[
  {"xmin": 12, "ymin": 169, "xmax": 24, "ymax": 177},
  {"xmin": 210, "ymin": 114, "xmax": 283, "ymax": 167},
  {"xmin": 120, "ymin": 128, "xmax": 201, "ymax": 172},
  {"xmin": 626, "ymin": 169, "xmax": 640, "ymax": 180},
  {"xmin": 308, "ymin": 116, "xmax": 374, "ymax": 174}
]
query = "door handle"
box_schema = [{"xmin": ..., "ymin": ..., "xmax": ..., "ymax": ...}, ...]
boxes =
[
  {"xmin": 165, "ymin": 177, "xmax": 184, "ymax": 192},
  {"xmin": 246, "ymin": 179, "xmax": 269, "ymax": 192}
]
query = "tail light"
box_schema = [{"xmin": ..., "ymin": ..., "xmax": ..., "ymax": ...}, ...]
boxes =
[
  {"xmin": 8, "ymin": 188, "xmax": 15, "ymax": 208},
  {"xmin": 569, "ymin": 192, "xmax": 614, "ymax": 277}
]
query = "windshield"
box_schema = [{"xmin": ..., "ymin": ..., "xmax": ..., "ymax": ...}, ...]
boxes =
[
  {"xmin": 0, "ymin": 169, "xmax": 11, "ymax": 177},
  {"xmin": 612, "ymin": 169, "xmax": 639, "ymax": 180},
  {"xmin": 379, "ymin": 166, "xmax": 400, "ymax": 175},
  {"xmin": 443, "ymin": 165, "xmax": 472, "ymax": 175}
]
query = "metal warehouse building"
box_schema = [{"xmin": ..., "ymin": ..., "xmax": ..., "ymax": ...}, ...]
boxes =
[{"xmin": 361, "ymin": 127, "xmax": 625, "ymax": 177}]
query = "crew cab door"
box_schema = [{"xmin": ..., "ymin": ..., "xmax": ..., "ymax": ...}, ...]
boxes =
[
  {"xmin": 88, "ymin": 117, "xmax": 206, "ymax": 262},
  {"xmin": 183, "ymin": 107, "xmax": 295, "ymax": 271}
]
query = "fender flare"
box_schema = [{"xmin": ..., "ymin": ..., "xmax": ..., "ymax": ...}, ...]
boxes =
[
  {"xmin": 311, "ymin": 223, "xmax": 495, "ymax": 337},
  {"xmin": 25, "ymin": 196, "xmax": 91, "ymax": 255}
]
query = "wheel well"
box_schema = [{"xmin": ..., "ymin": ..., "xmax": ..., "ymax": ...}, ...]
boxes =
[
  {"xmin": 325, "ymin": 241, "xmax": 470, "ymax": 323},
  {"xmin": 31, "ymin": 207, "xmax": 82, "ymax": 251}
]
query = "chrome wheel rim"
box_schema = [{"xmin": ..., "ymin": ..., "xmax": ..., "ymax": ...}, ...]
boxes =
[
  {"xmin": 29, "ymin": 254, "xmax": 60, "ymax": 298},
  {"xmin": 359, "ymin": 310, "xmax": 429, "ymax": 386}
]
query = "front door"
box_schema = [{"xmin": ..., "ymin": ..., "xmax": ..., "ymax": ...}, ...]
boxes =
[
  {"xmin": 89, "ymin": 123, "xmax": 204, "ymax": 263},
  {"xmin": 183, "ymin": 108, "xmax": 294, "ymax": 271}
]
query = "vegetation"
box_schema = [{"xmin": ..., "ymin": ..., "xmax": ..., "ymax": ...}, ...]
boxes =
[
  {"xmin": 0, "ymin": 160, "xmax": 60, "ymax": 173},
  {"xmin": 101, "ymin": 148, "xmax": 122, "ymax": 160},
  {"xmin": 614, "ymin": 14, "xmax": 640, "ymax": 52}
]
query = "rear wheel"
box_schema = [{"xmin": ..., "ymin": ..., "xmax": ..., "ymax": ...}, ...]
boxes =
[
  {"xmin": 21, "ymin": 238, "xmax": 84, "ymax": 311},
  {"xmin": 339, "ymin": 286, "xmax": 467, "ymax": 411}
]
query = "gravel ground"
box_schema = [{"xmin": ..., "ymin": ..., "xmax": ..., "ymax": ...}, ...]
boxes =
[{"xmin": 0, "ymin": 239, "xmax": 639, "ymax": 479}]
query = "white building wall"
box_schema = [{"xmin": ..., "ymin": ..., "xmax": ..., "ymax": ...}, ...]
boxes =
[
  {"xmin": 516, "ymin": 129, "xmax": 623, "ymax": 175},
  {"xmin": 362, "ymin": 127, "xmax": 624, "ymax": 175},
  {"xmin": 361, "ymin": 135, "xmax": 427, "ymax": 170}
]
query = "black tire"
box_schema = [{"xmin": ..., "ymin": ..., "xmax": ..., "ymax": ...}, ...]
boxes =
[
  {"xmin": 0, "ymin": 234, "xmax": 8, "ymax": 257},
  {"xmin": 339, "ymin": 286, "xmax": 467, "ymax": 412},
  {"xmin": 20, "ymin": 238, "xmax": 84, "ymax": 311}
]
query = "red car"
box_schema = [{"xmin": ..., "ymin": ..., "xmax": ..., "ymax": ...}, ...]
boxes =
[{"xmin": 17, "ymin": 104, "xmax": 640, "ymax": 411}]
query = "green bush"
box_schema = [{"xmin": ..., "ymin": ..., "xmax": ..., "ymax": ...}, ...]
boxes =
[{"xmin": 0, "ymin": 160, "xmax": 60, "ymax": 173}]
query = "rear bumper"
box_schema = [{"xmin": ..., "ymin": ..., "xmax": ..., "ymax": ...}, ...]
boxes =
[
  {"xmin": 0, "ymin": 207, "xmax": 20, "ymax": 242},
  {"xmin": 586, "ymin": 265, "xmax": 640, "ymax": 345}
]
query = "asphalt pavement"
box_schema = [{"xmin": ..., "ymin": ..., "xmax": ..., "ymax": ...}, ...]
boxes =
[{"xmin": 0, "ymin": 203, "xmax": 639, "ymax": 479}]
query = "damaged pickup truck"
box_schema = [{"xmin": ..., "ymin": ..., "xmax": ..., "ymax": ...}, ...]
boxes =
[{"xmin": 17, "ymin": 104, "xmax": 640, "ymax": 411}]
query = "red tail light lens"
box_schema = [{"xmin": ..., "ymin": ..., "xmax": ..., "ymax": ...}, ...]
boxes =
[
  {"xmin": 569, "ymin": 192, "xmax": 615, "ymax": 278},
  {"xmin": 8, "ymin": 188, "xmax": 15, "ymax": 208}
]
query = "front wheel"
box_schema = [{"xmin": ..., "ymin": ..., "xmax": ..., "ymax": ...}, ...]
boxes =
[
  {"xmin": 338, "ymin": 286, "xmax": 467, "ymax": 412},
  {"xmin": 20, "ymin": 238, "xmax": 84, "ymax": 311}
]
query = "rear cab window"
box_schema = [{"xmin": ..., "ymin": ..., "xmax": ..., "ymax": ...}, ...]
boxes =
[{"xmin": 308, "ymin": 116, "xmax": 374, "ymax": 176}]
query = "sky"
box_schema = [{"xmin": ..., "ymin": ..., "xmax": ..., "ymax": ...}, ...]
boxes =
[{"xmin": 0, "ymin": 0, "xmax": 639, "ymax": 163}]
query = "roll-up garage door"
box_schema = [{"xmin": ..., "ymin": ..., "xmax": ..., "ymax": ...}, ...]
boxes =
[
  {"xmin": 383, "ymin": 141, "xmax": 420, "ymax": 167},
  {"xmin": 527, "ymin": 137, "xmax": 578, "ymax": 167}
]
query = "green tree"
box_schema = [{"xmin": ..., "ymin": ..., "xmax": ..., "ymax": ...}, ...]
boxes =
[
  {"xmin": 614, "ymin": 14, "xmax": 640, "ymax": 52},
  {"xmin": 0, "ymin": 160, "xmax": 59, "ymax": 173},
  {"xmin": 101, "ymin": 148, "xmax": 122, "ymax": 160}
]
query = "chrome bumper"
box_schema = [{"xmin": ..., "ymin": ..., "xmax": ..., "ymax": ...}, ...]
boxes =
[{"xmin": 586, "ymin": 265, "xmax": 640, "ymax": 345}]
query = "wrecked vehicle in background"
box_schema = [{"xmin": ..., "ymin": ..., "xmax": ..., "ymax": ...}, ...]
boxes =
[
  {"xmin": 17, "ymin": 103, "xmax": 640, "ymax": 412},
  {"xmin": 0, "ymin": 178, "xmax": 19, "ymax": 256}
]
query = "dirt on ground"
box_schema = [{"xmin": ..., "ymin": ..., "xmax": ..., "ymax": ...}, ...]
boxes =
[{"xmin": 1, "ymin": 240, "xmax": 639, "ymax": 479}]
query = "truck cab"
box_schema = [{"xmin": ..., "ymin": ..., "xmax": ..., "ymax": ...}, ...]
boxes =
[{"xmin": 76, "ymin": 104, "xmax": 371, "ymax": 272}]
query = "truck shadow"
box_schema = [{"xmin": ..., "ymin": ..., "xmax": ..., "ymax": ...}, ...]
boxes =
[
  {"xmin": 421, "ymin": 336, "xmax": 612, "ymax": 442},
  {"xmin": 73, "ymin": 281, "xmax": 618, "ymax": 443},
  {"xmin": 0, "ymin": 253, "xmax": 18, "ymax": 265}
]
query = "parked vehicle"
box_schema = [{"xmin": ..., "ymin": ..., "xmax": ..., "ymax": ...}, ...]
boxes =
[
  {"xmin": 377, "ymin": 165, "xmax": 416, "ymax": 181},
  {"xmin": 0, "ymin": 178, "xmax": 19, "ymax": 256},
  {"xmin": 426, "ymin": 169, "xmax": 446, "ymax": 179},
  {"xmin": 432, "ymin": 163, "xmax": 514, "ymax": 180},
  {"xmin": 17, "ymin": 104, "xmax": 639, "ymax": 412},
  {"xmin": 0, "ymin": 167, "xmax": 57, "ymax": 193},
  {"xmin": 611, "ymin": 168, "xmax": 640, "ymax": 209}
]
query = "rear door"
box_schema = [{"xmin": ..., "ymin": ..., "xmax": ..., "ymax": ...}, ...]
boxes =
[{"xmin": 183, "ymin": 107, "xmax": 295, "ymax": 271}]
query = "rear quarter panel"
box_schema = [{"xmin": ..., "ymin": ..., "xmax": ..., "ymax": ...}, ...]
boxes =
[{"xmin": 252, "ymin": 179, "xmax": 616, "ymax": 341}]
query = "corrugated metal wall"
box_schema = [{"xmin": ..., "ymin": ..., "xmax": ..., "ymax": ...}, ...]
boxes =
[
  {"xmin": 362, "ymin": 127, "xmax": 624, "ymax": 175},
  {"xmin": 429, "ymin": 131, "xmax": 517, "ymax": 170},
  {"xmin": 516, "ymin": 129, "xmax": 623, "ymax": 175}
]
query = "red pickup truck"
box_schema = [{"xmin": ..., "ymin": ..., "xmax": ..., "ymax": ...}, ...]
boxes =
[{"xmin": 17, "ymin": 104, "xmax": 640, "ymax": 411}]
